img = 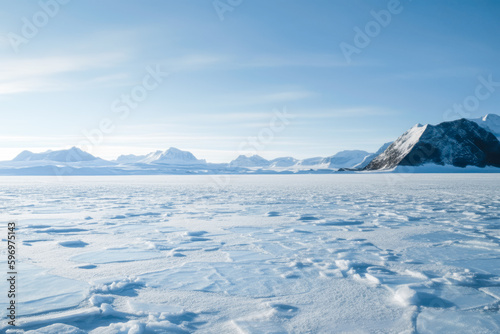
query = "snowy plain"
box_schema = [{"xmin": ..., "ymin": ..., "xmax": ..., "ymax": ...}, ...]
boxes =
[{"xmin": 1, "ymin": 174, "xmax": 500, "ymax": 333}]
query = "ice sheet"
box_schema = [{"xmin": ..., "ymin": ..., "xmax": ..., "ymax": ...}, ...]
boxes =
[{"xmin": 0, "ymin": 174, "xmax": 499, "ymax": 333}]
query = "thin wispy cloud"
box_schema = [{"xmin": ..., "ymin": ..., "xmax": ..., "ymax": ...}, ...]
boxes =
[
  {"xmin": 214, "ymin": 90, "xmax": 316, "ymax": 107},
  {"xmin": 389, "ymin": 67, "xmax": 482, "ymax": 80},
  {"xmin": 162, "ymin": 54, "xmax": 231, "ymax": 71},
  {"xmin": 0, "ymin": 53, "xmax": 126, "ymax": 78},
  {"xmin": 293, "ymin": 107, "xmax": 399, "ymax": 119},
  {"xmin": 159, "ymin": 53, "xmax": 359, "ymax": 73},
  {"xmin": 0, "ymin": 53, "xmax": 128, "ymax": 94},
  {"xmin": 0, "ymin": 1, "xmax": 498, "ymax": 162},
  {"xmin": 239, "ymin": 54, "xmax": 361, "ymax": 68}
]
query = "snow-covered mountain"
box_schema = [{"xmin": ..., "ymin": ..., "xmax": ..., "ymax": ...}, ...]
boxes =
[
  {"xmin": 269, "ymin": 157, "xmax": 298, "ymax": 168},
  {"xmin": 296, "ymin": 157, "xmax": 324, "ymax": 167},
  {"xmin": 321, "ymin": 150, "xmax": 371, "ymax": 169},
  {"xmin": 2, "ymin": 114, "xmax": 499, "ymax": 175},
  {"xmin": 229, "ymin": 155, "xmax": 270, "ymax": 167},
  {"xmin": 0, "ymin": 147, "xmax": 116, "ymax": 174},
  {"xmin": 229, "ymin": 152, "xmax": 373, "ymax": 170},
  {"xmin": 138, "ymin": 148, "xmax": 206, "ymax": 165},
  {"xmin": 365, "ymin": 119, "xmax": 500, "ymax": 170},
  {"xmin": 469, "ymin": 113, "xmax": 500, "ymax": 138},
  {"xmin": 13, "ymin": 147, "xmax": 99, "ymax": 163},
  {"xmin": 353, "ymin": 142, "xmax": 392, "ymax": 169},
  {"xmin": 115, "ymin": 154, "xmax": 146, "ymax": 164}
]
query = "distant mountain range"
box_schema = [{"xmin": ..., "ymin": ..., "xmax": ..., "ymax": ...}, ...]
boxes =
[
  {"xmin": 228, "ymin": 150, "xmax": 371, "ymax": 170},
  {"xmin": 116, "ymin": 147, "xmax": 206, "ymax": 165},
  {"xmin": 13, "ymin": 146, "xmax": 98, "ymax": 163},
  {"xmin": 1, "ymin": 114, "xmax": 499, "ymax": 175}
]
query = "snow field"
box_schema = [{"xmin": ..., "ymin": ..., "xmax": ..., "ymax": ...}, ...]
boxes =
[{"xmin": 0, "ymin": 174, "xmax": 499, "ymax": 333}]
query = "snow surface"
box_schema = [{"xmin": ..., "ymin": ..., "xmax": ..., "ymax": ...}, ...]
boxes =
[
  {"xmin": 229, "ymin": 155, "xmax": 270, "ymax": 167},
  {"xmin": 353, "ymin": 142, "xmax": 393, "ymax": 169},
  {"xmin": 115, "ymin": 154, "xmax": 147, "ymax": 164},
  {"xmin": 470, "ymin": 113, "xmax": 500, "ymax": 138},
  {"xmin": 268, "ymin": 157, "xmax": 298, "ymax": 168},
  {"xmin": 228, "ymin": 151, "xmax": 372, "ymax": 171},
  {"xmin": 138, "ymin": 148, "xmax": 206, "ymax": 165},
  {"xmin": 365, "ymin": 118, "xmax": 500, "ymax": 170},
  {"xmin": 1, "ymin": 175, "xmax": 500, "ymax": 333},
  {"xmin": 320, "ymin": 150, "xmax": 371, "ymax": 169},
  {"xmin": 367, "ymin": 123, "xmax": 427, "ymax": 170},
  {"xmin": 12, "ymin": 147, "xmax": 98, "ymax": 163}
]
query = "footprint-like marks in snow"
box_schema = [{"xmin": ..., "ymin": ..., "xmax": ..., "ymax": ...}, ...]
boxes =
[
  {"xmin": 59, "ymin": 240, "xmax": 89, "ymax": 248},
  {"xmin": 77, "ymin": 264, "xmax": 97, "ymax": 269},
  {"xmin": 185, "ymin": 230, "xmax": 208, "ymax": 236},
  {"xmin": 267, "ymin": 211, "xmax": 281, "ymax": 217},
  {"xmin": 35, "ymin": 227, "xmax": 88, "ymax": 234},
  {"xmin": 270, "ymin": 303, "xmax": 299, "ymax": 318},
  {"xmin": 298, "ymin": 214, "xmax": 320, "ymax": 221},
  {"xmin": 317, "ymin": 220, "xmax": 364, "ymax": 226}
]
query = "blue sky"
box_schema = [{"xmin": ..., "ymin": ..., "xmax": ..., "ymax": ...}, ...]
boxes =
[{"xmin": 1, "ymin": 0, "xmax": 499, "ymax": 162}]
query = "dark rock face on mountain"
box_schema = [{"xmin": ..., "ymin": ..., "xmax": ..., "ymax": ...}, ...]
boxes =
[
  {"xmin": 353, "ymin": 142, "xmax": 392, "ymax": 169},
  {"xmin": 365, "ymin": 119, "xmax": 500, "ymax": 170}
]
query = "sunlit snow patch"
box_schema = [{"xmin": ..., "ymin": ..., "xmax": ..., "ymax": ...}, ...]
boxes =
[
  {"xmin": 0, "ymin": 262, "xmax": 88, "ymax": 320},
  {"xmin": 70, "ymin": 249, "xmax": 163, "ymax": 264}
]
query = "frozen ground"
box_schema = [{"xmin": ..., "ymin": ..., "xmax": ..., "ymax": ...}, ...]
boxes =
[{"xmin": 0, "ymin": 175, "xmax": 499, "ymax": 333}]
